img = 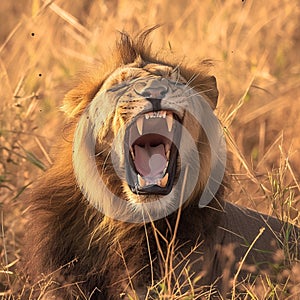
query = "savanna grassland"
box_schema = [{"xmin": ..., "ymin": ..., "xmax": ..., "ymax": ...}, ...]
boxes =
[{"xmin": 0, "ymin": 0, "xmax": 299, "ymax": 299}]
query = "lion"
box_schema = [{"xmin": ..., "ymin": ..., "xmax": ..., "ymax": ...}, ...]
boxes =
[{"xmin": 23, "ymin": 29, "xmax": 300, "ymax": 299}]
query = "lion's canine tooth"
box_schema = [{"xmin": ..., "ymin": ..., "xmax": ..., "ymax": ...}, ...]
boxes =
[
  {"xmin": 138, "ymin": 174, "xmax": 146, "ymax": 187},
  {"xmin": 136, "ymin": 117, "xmax": 143, "ymax": 135},
  {"xmin": 160, "ymin": 173, "xmax": 169, "ymax": 187},
  {"xmin": 166, "ymin": 113, "xmax": 173, "ymax": 132}
]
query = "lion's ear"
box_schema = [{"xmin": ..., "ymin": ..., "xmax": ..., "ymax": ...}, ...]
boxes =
[
  {"xmin": 61, "ymin": 89, "xmax": 88, "ymax": 118},
  {"xmin": 61, "ymin": 78, "xmax": 103, "ymax": 118},
  {"xmin": 202, "ymin": 75, "xmax": 219, "ymax": 109}
]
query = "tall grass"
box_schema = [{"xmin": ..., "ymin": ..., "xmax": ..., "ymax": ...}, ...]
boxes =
[{"xmin": 0, "ymin": 0, "xmax": 299, "ymax": 298}]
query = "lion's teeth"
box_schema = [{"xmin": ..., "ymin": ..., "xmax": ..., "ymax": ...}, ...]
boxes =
[
  {"xmin": 138, "ymin": 174, "xmax": 146, "ymax": 187},
  {"xmin": 166, "ymin": 113, "xmax": 173, "ymax": 132},
  {"xmin": 163, "ymin": 162, "xmax": 169, "ymax": 174},
  {"xmin": 136, "ymin": 117, "xmax": 143, "ymax": 135},
  {"xmin": 144, "ymin": 110, "xmax": 167, "ymax": 120},
  {"xmin": 160, "ymin": 173, "xmax": 169, "ymax": 187},
  {"xmin": 138, "ymin": 173, "xmax": 169, "ymax": 188},
  {"xmin": 165, "ymin": 143, "xmax": 170, "ymax": 151},
  {"xmin": 130, "ymin": 147, "xmax": 135, "ymax": 160},
  {"xmin": 166, "ymin": 150, "xmax": 170, "ymax": 160},
  {"xmin": 165, "ymin": 143, "xmax": 171, "ymax": 157}
]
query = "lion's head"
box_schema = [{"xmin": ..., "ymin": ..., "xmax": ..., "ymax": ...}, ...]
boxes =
[{"xmin": 63, "ymin": 29, "xmax": 225, "ymax": 223}]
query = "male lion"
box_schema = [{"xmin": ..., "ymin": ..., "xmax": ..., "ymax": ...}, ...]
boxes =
[{"xmin": 23, "ymin": 30, "xmax": 299, "ymax": 299}]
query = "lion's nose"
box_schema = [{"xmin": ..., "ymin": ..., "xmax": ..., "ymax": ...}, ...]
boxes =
[{"xmin": 134, "ymin": 78, "xmax": 169, "ymax": 110}]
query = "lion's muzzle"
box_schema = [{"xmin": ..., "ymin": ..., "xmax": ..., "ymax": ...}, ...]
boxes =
[{"xmin": 134, "ymin": 78, "xmax": 169, "ymax": 111}]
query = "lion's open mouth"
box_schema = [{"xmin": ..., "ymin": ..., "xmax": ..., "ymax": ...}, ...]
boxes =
[{"xmin": 125, "ymin": 110, "xmax": 181, "ymax": 195}]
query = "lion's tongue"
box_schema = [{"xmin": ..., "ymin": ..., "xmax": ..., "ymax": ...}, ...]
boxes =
[{"xmin": 134, "ymin": 144, "xmax": 167, "ymax": 178}]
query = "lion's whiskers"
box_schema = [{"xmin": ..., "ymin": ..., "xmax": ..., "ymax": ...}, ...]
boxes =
[{"xmin": 185, "ymin": 72, "xmax": 201, "ymax": 87}]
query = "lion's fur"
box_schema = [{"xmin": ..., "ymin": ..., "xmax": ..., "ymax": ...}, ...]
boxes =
[{"xmin": 23, "ymin": 29, "xmax": 299, "ymax": 299}]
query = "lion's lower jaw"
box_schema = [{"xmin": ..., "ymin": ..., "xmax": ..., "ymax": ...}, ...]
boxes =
[{"xmin": 122, "ymin": 189, "xmax": 199, "ymax": 223}]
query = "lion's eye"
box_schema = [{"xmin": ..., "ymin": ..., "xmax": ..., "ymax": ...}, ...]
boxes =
[{"xmin": 107, "ymin": 82, "xmax": 128, "ymax": 92}]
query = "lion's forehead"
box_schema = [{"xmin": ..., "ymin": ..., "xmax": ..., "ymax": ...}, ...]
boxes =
[{"xmin": 100, "ymin": 63, "xmax": 186, "ymax": 92}]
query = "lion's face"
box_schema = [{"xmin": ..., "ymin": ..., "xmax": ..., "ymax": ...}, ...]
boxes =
[
  {"xmin": 69, "ymin": 35, "xmax": 222, "ymax": 221},
  {"xmin": 99, "ymin": 61, "xmax": 190, "ymax": 196}
]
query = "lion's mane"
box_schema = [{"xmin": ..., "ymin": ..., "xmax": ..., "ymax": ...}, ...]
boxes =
[{"xmin": 23, "ymin": 29, "xmax": 299, "ymax": 300}]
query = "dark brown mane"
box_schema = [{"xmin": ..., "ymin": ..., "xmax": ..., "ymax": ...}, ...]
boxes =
[{"xmin": 116, "ymin": 27, "xmax": 156, "ymax": 64}]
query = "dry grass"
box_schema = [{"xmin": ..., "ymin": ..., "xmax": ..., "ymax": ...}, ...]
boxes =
[{"xmin": 0, "ymin": 0, "xmax": 299, "ymax": 299}]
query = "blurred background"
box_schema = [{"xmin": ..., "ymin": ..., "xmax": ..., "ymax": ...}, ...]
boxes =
[{"xmin": 0, "ymin": 0, "xmax": 299, "ymax": 297}]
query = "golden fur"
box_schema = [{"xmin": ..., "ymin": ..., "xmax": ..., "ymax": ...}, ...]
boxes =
[{"xmin": 23, "ymin": 29, "xmax": 299, "ymax": 299}]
